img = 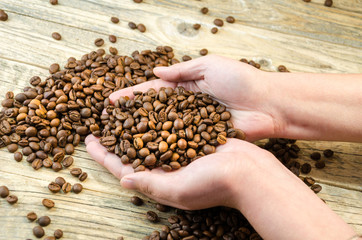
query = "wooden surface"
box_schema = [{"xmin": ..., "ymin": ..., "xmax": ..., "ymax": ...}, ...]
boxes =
[{"xmin": 0, "ymin": 0, "xmax": 361, "ymax": 239}]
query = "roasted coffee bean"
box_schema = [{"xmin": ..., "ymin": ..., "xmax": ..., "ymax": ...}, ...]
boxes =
[
  {"xmin": 193, "ymin": 23, "xmax": 201, "ymax": 30},
  {"xmin": 137, "ymin": 23, "xmax": 146, "ymax": 32},
  {"xmin": 32, "ymin": 159, "xmax": 43, "ymax": 170},
  {"xmin": 310, "ymin": 152, "xmax": 321, "ymax": 160},
  {"xmin": 55, "ymin": 177, "xmax": 66, "ymax": 187},
  {"xmin": 14, "ymin": 152, "xmax": 23, "ymax": 162},
  {"xmin": 131, "ymin": 196, "xmax": 144, "ymax": 206},
  {"xmin": 301, "ymin": 163, "xmax": 312, "ymax": 174},
  {"xmin": 62, "ymin": 182, "xmax": 71, "ymax": 193},
  {"xmin": 226, "ymin": 16, "xmax": 235, "ymax": 23},
  {"xmin": 27, "ymin": 211, "xmax": 38, "ymax": 221},
  {"xmin": 44, "ymin": 237, "xmax": 56, "ymax": 240},
  {"xmin": 94, "ymin": 38, "xmax": 104, "ymax": 47},
  {"xmin": 156, "ymin": 203, "xmax": 170, "ymax": 212},
  {"xmin": 0, "ymin": 185, "xmax": 9, "ymax": 198},
  {"xmin": 52, "ymin": 32, "xmax": 61, "ymax": 40},
  {"xmin": 277, "ymin": 65, "xmax": 288, "ymax": 72},
  {"xmin": 213, "ymin": 19, "xmax": 224, "ymax": 27},
  {"xmin": 7, "ymin": 143, "xmax": 18, "ymax": 153},
  {"xmin": 304, "ymin": 177, "xmax": 316, "ymax": 186},
  {"xmin": 0, "ymin": 9, "xmax": 9, "ymax": 21},
  {"xmin": 42, "ymin": 199, "xmax": 55, "ymax": 208},
  {"xmin": 79, "ymin": 172, "xmax": 88, "ymax": 181},
  {"xmin": 199, "ymin": 48, "xmax": 208, "ymax": 56},
  {"xmin": 134, "ymin": 0, "xmax": 142, "ymax": 2},
  {"xmin": 54, "ymin": 229, "xmax": 63, "ymax": 239},
  {"xmin": 50, "ymin": 0, "xmax": 58, "ymax": 5},
  {"xmin": 315, "ymin": 160, "xmax": 326, "ymax": 169},
  {"xmin": 72, "ymin": 183, "xmax": 83, "ymax": 194},
  {"xmin": 38, "ymin": 216, "xmax": 51, "ymax": 226},
  {"xmin": 324, "ymin": 0, "xmax": 333, "ymax": 7},
  {"xmin": 311, "ymin": 184, "xmax": 322, "ymax": 193},
  {"xmin": 128, "ymin": 21, "xmax": 137, "ymax": 29},
  {"xmin": 146, "ymin": 211, "xmax": 159, "ymax": 223},
  {"xmin": 33, "ymin": 226, "xmax": 45, "ymax": 238},
  {"xmin": 62, "ymin": 156, "xmax": 74, "ymax": 168},
  {"xmin": 111, "ymin": 16, "xmax": 119, "ymax": 23},
  {"xmin": 52, "ymin": 162, "xmax": 62, "ymax": 172},
  {"xmin": 323, "ymin": 149, "xmax": 334, "ymax": 158},
  {"xmin": 109, "ymin": 35, "xmax": 117, "ymax": 43},
  {"xmin": 49, "ymin": 63, "xmax": 60, "ymax": 74},
  {"xmin": 6, "ymin": 195, "xmax": 18, "ymax": 204},
  {"xmin": 211, "ymin": 27, "xmax": 218, "ymax": 34},
  {"xmin": 70, "ymin": 168, "xmax": 82, "ymax": 177},
  {"xmin": 200, "ymin": 7, "xmax": 208, "ymax": 14},
  {"xmin": 48, "ymin": 182, "xmax": 61, "ymax": 193}
]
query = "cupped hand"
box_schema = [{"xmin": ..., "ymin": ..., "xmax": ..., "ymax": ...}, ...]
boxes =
[
  {"xmin": 85, "ymin": 134, "xmax": 274, "ymax": 210},
  {"xmin": 109, "ymin": 55, "xmax": 277, "ymax": 142}
]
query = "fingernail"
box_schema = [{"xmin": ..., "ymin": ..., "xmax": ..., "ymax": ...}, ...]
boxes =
[{"xmin": 121, "ymin": 177, "xmax": 136, "ymax": 189}]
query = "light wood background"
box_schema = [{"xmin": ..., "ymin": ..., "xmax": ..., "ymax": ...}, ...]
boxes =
[{"xmin": 0, "ymin": 0, "xmax": 361, "ymax": 239}]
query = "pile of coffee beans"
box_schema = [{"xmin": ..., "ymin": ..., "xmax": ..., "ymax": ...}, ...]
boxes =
[{"xmin": 99, "ymin": 86, "xmax": 246, "ymax": 172}]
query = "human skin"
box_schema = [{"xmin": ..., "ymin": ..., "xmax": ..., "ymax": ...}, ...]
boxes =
[{"xmin": 86, "ymin": 55, "xmax": 361, "ymax": 240}]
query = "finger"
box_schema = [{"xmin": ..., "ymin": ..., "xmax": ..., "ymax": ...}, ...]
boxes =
[
  {"xmin": 85, "ymin": 134, "xmax": 99, "ymax": 146},
  {"xmin": 109, "ymin": 79, "xmax": 177, "ymax": 104},
  {"xmin": 153, "ymin": 57, "xmax": 207, "ymax": 82},
  {"xmin": 86, "ymin": 141, "xmax": 134, "ymax": 179}
]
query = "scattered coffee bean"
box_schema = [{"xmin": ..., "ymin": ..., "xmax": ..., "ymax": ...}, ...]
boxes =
[
  {"xmin": 310, "ymin": 152, "xmax": 321, "ymax": 160},
  {"xmin": 54, "ymin": 177, "xmax": 66, "ymax": 187},
  {"xmin": 311, "ymin": 184, "xmax": 322, "ymax": 193},
  {"xmin": 315, "ymin": 160, "xmax": 326, "ymax": 169},
  {"xmin": 48, "ymin": 182, "xmax": 61, "ymax": 193},
  {"xmin": 111, "ymin": 17, "xmax": 119, "ymax": 23},
  {"xmin": 109, "ymin": 35, "xmax": 117, "ymax": 43},
  {"xmin": 226, "ymin": 16, "xmax": 235, "ymax": 23},
  {"xmin": 211, "ymin": 27, "xmax": 218, "ymax": 34},
  {"xmin": 52, "ymin": 162, "xmax": 62, "ymax": 172},
  {"xmin": 109, "ymin": 47, "xmax": 118, "ymax": 55},
  {"xmin": 33, "ymin": 226, "xmax": 45, "ymax": 238},
  {"xmin": 277, "ymin": 65, "xmax": 289, "ymax": 72},
  {"xmin": 182, "ymin": 55, "xmax": 192, "ymax": 61},
  {"xmin": 62, "ymin": 182, "xmax": 71, "ymax": 193},
  {"xmin": 70, "ymin": 168, "xmax": 82, "ymax": 177},
  {"xmin": 156, "ymin": 203, "xmax": 170, "ymax": 212},
  {"xmin": 137, "ymin": 24, "xmax": 146, "ymax": 32},
  {"xmin": 131, "ymin": 196, "xmax": 144, "ymax": 206},
  {"xmin": 42, "ymin": 199, "xmax": 55, "ymax": 208},
  {"xmin": 301, "ymin": 163, "xmax": 312, "ymax": 174},
  {"xmin": 0, "ymin": 185, "xmax": 9, "ymax": 198},
  {"xmin": 200, "ymin": 7, "xmax": 208, "ymax": 14},
  {"xmin": 94, "ymin": 38, "xmax": 104, "ymax": 47},
  {"xmin": 146, "ymin": 211, "xmax": 159, "ymax": 223},
  {"xmin": 199, "ymin": 48, "xmax": 208, "ymax": 56},
  {"xmin": 38, "ymin": 216, "xmax": 51, "ymax": 226},
  {"xmin": 324, "ymin": 0, "xmax": 333, "ymax": 7},
  {"xmin": 44, "ymin": 237, "xmax": 56, "ymax": 240},
  {"xmin": 7, "ymin": 143, "xmax": 18, "ymax": 153},
  {"xmin": 133, "ymin": 0, "xmax": 142, "ymax": 2},
  {"xmin": 193, "ymin": 23, "xmax": 201, "ymax": 30},
  {"xmin": 213, "ymin": 18, "xmax": 224, "ymax": 27},
  {"xmin": 6, "ymin": 195, "xmax": 18, "ymax": 204},
  {"xmin": 0, "ymin": 10, "xmax": 9, "ymax": 21},
  {"xmin": 62, "ymin": 156, "xmax": 73, "ymax": 168},
  {"xmin": 27, "ymin": 212, "xmax": 38, "ymax": 221},
  {"xmin": 78, "ymin": 172, "xmax": 88, "ymax": 181},
  {"xmin": 52, "ymin": 32, "xmax": 61, "ymax": 40},
  {"xmin": 128, "ymin": 21, "xmax": 137, "ymax": 29},
  {"xmin": 72, "ymin": 183, "xmax": 83, "ymax": 194},
  {"xmin": 54, "ymin": 229, "xmax": 63, "ymax": 239},
  {"xmin": 14, "ymin": 152, "xmax": 23, "ymax": 162},
  {"xmin": 323, "ymin": 149, "xmax": 334, "ymax": 158}
]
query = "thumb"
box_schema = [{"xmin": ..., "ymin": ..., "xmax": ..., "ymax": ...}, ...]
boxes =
[{"xmin": 154, "ymin": 57, "xmax": 207, "ymax": 82}]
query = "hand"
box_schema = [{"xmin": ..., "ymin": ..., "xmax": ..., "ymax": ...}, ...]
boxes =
[{"xmin": 109, "ymin": 55, "xmax": 277, "ymax": 142}]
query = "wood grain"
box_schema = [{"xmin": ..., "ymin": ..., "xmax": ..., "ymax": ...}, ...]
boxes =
[{"xmin": 0, "ymin": 0, "xmax": 361, "ymax": 238}]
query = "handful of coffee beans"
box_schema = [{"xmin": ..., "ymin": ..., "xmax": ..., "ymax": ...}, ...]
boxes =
[{"xmin": 99, "ymin": 86, "xmax": 245, "ymax": 172}]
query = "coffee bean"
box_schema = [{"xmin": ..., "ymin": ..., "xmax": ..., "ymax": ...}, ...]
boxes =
[
  {"xmin": 7, "ymin": 143, "xmax": 18, "ymax": 153},
  {"xmin": 42, "ymin": 199, "xmax": 55, "ymax": 208},
  {"xmin": 79, "ymin": 172, "xmax": 88, "ymax": 181},
  {"xmin": 62, "ymin": 182, "xmax": 71, "ymax": 193},
  {"xmin": 217, "ymin": 134, "xmax": 227, "ymax": 145},
  {"xmin": 72, "ymin": 183, "xmax": 83, "ymax": 194},
  {"xmin": 315, "ymin": 160, "xmax": 326, "ymax": 169},
  {"xmin": 323, "ymin": 149, "xmax": 334, "ymax": 158},
  {"xmin": 128, "ymin": 21, "xmax": 137, "ymax": 29},
  {"xmin": 0, "ymin": 185, "xmax": 9, "ymax": 198},
  {"xmin": 70, "ymin": 168, "xmax": 82, "ymax": 177},
  {"xmin": 193, "ymin": 23, "xmax": 201, "ymax": 30},
  {"xmin": 109, "ymin": 35, "xmax": 117, "ymax": 43},
  {"xmin": 6, "ymin": 195, "xmax": 18, "ymax": 204},
  {"xmin": 200, "ymin": 7, "xmax": 208, "ymax": 14},
  {"xmin": 324, "ymin": 0, "xmax": 333, "ymax": 7},
  {"xmin": 0, "ymin": 10, "xmax": 8, "ymax": 21},
  {"xmin": 50, "ymin": 0, "xmax": 58, "ymax": 5},
  {"xmin": 182, "ymin": 55, "xmax": 192, "ymax": 62},
  {"xmin": 13, "ymin": 152, "xmax": 23, "ymax": 162},
  {"xmin": 310, "ymin": 152, "xmax": 321, "ymax": 160},
  {"xmin": 44, "ymin": 237, "xmax": 56, "ymax": 240},
  {"xmin": 303, "ymin": 0, "xmax": 311, "ymax": 2},
  {"xmin": 32, "ymin": 159, "xmax": 43, "ymax": 170},
  {"xmin": 52, "ymin": 162, "xmax": 62, "ymax": 172},
  {"xmin": 54, "ymin": 177, "xmax": 66, "ymax": 187},
  {"xmin": 301, "ymin": 163, "xmax": 312, "ymax": 174},
  {"xmin": 137, "ymin": 24, "xmax": 146, "ymax": 32},
  {"xmin": 62, "ymin": 156, "xmax": 73, "ymax": 168},
  {"xmin": 48, "ymin": 182, "xmax": 61, "ymax": 193},
  {"xmin": 199, "ymin": 48, "xmax": 208, "ymax": 56},
  {"xmin": 111, "ymin": 17, "xmax": 119, "ymax": 23},
  {"xmin": 213, "ymin": 19, "xmax": 224, "ymax": 27},
  {"xmin": 52, "ymin": 32, "xmax": 61, "ymax": 40},
  {"xmin": 311, "ymin": 184, "xmax": 322, "ymax": 193},
  {"xmin": 304, "ymin": 177, "xmax": 316, "ymax": 186},
  {"xmin": 156, "ymin": 203, "xmax": 170, "ymax": 212},
  {"xmin": 33, "ymin": 226, "xmax": 45, "ymax": 238},
  {"xmin": 277, "ymin": 65, "xmax": 288, "ymax": 72},
  {"xmin": 27, "ymin": 211, "xmax": 38, "ymax": 221},
  {"xmin": 226, "ymin": 16, "xmax": 235, "ymax": 23},
  {"xmin": 54, "ymin": 229, "xmax": 63, "ymax": 239},
  {"xmin": 131, "ymin": 196, "xmax": 144, "ymax": 206},
  {"xmin": 94, "ymin": 38, "xmax": 104, "ymax": 47},
  {"xmin": 146, "ymin": 211, "xmax": 159, "ymax": 223},
  {"xmin": 38, "ymin": 216, "xmax": 51, "ymax": 226},
  {"xmin": 133, "ymin": 0, "xmax": 142, "ymax": 2},
  {"xmin": 211, "ymin": 27, "xmax": 218, "ymax": 34}
]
